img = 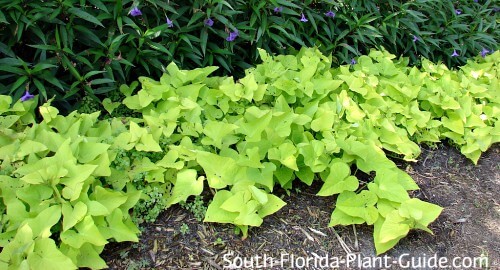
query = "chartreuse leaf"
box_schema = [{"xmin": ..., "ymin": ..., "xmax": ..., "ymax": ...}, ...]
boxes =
[
  {"xmin": 204, "ymin": 190, "xmax": 239, "ymax": 223},
  {"xmin": 166, "ymin": 169, "xmax": 204, "ymax": 206},
  {"xmin": 100, "ymin": 208, "xmax": 139, "ymax": 242},
  {"xmin": 61, "ymin": 164, "xmax": 97, "ymax": 201},
  {"xmin": 311, "ymin": 105, "xmax": 335, "ymax": 132},
  {"xmin": 26, "ymin": 205, "xmax": 62, "ymax": 238},
  {"xmin": 267, "ymin": 142, "xmax": 298, "ymax": 171},
  {"xmin": 331, "ymin": 191, "xmax": 379, "ymax": 226},
  {"xmin": 14, "ymin": 140, "xmax": 47, "ymax": 160},
  {"xmin": 93, "ymin": 186, "xmax": 128, "ymax": 211},
  {"xmin": 0, "ymin": 224, "xmax": 33, "ymax": 268},
  {"xmin": 62, "ymin": 201, "xmax": 87, "ymax": 232},
  {"xmin": 38, "ymin": 102, "xmax": 59, "ymax": 123},
  {"xmin": 378, "ymin": 210, "xmax": 410, "ymax": 245},
  {"xmin": 398, "ymin": 198, "xmax": 443, "ymax": 233},
  {"xmin": 373, "ymin": 217, "xmax": 405, "ymax": 255},
  {"xmin": 196, "ymin": 151, "xmax": 239, "ymax": 189},
  {"xmin": 236, "ymin": 107, "xmax": 272, "ymax": 142},
  {"xmin": 102, "ymin": 98, "xmax": 121, "ymax": 114},
  {"xmin": 295, "ymin": 166, "xmax": 314, "ymax": 185},
  {"xmin": 329, "ymin": 207, "xmax": 366, "ymax": 226},
  {"xmin": 60, "ymin": 243, "xmax": 107, "ymax": 269},
  {"xmin": 202, "ymin": 120, "xmax": 239, "ymax": 149},
  {"xmin": 27, "ymin": 238, "xmax": 77, "ymax": 270},
  {"xmin": 248, "ymin": 162, "xmax": 276, "ymax": 191},
  {"xmin": 317, "ymin": 160, "xmax": 358, "ymax": 196},
  {"xmin": 368, "ymin": 168, "xmax": 411, "ymax": 203},
  {"xmin": 60, "ymin": 216, "xmax": 108, "ymax": 248},
  {"xmin": 2, "ymin": 47, "xmax": 498, "ymax": 262},
  {"xmin": 257, "ymin": 193, "xmax": 286, "ymax": 218}
]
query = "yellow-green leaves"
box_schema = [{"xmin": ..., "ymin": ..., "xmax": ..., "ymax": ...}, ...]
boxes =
[
  {"xmin": 329, "ymin": 191, "xmax": 379, "ymax": 226},
  {"xmin": 268, "ymin": 142, "xmax": 299, "ymax": 171},
  {"xmin": 28, "ymin": 238, "xmax": 77, "ymax": 270},
  {"xmin": 196, "ymin": 151, "xmax": 239, "ymax": 189},
  {"xmin": 0, "ymin": 97, "xmax": 143, "ymax": 269},
  {"xmin": 201, "ymin": 120, "xmax": 239, "ymax": 149},
  {"xmin": 166, "ymin": 169, "xmax": 204, "ymax": 207},
  {"xmin": 317, "ymin": 160, "xmax": 359, "ymax": 196},
  {"xmin": 375, "ymin": 198, "xmax": 443, "ymax": 254},
  {"xmin": 205, "ymin": 186, "xmax": 286, "ymax": 238},
  {"xmin": 1, "ymin": 47, "xmax": 497, "ymax": 265}
]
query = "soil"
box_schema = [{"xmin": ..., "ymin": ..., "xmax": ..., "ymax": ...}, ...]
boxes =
[{"xmin": 102, "ymin": 143, "xmax": 499, "ymax": 270}]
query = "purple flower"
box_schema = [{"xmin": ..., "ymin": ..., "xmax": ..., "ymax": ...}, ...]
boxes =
[
  {"xmin": 226, "ymin": 30, "xmax": 239, "ymax": 42},
  {"xmin": 412, "ymin": 35, "xmax": 419, "ymax": 42},
  {"xmin": 204, "ymin": 18, "xmax": 214, "ymax": 27},
  {"xmin": 480, "ymin": 48, "xmax": 490, "ymax": 58},
  {"xmin": 130, "ymin": 7, "xmax": 142, "ymax": 17},
  {"xmin": 166, "ymin": 17, "xmax": 173, "ymax": 28},
  {"xmin": 20, "ymin": 91, "xmax": 34, "ymax": 102},
  {"xmin": 350, "ymin": 58, "xmax": 357, "ymax": 65},
  {"xmin": 455, "ymin": 9, "xmax": 462, "ymax": 15},
  {"xmin": 325, "ymin": 10, "xmax": 336, "ymax": 18},
  {"xmin": 451, "ymin": 49, "xmax": 459, "ymax": 57},
  {"xmin": 473, "ymin": 0, "xmax": 478, "ymax": 2},
  {"xmin": 274, "ymin": 6, "xmax": 283, "ymax": 13},
  {"xmin": 300, "ymin": 13, "xmax": 308, "ymax": 22}
]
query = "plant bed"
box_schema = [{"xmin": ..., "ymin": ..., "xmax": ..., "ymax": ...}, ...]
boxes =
[
  {"xmin": 102, "ymin": 143, "xmax": 499, "ymax": 269},
  {"xmin": 0, "ymin": 47, "xmax": 498, "ymax": 269}
]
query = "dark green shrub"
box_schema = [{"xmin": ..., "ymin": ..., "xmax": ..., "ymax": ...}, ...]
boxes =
[{"xmin": 0, "ymin": 0, "xmax": 498, "ymax": 111}]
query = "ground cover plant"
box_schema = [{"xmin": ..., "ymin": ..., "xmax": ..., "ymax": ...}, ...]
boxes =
[
  {"xmin": 0, "ymin": 0, "xmax": 497, "ymax": 111},
  {"xmin": 0, "ymin": 47, "xmax": 498, "ymax": 269}
]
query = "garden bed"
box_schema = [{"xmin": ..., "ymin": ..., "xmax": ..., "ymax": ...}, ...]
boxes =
[{"xmin": 103, "ymin": 143, "xmax": 499, "ymax": 269}]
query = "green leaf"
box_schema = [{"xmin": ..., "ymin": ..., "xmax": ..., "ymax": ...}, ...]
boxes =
[
  {"xmin": 373, "ymin": 217, "xmax": 405, "ymax": 255},
  {"xmin": 267, "ymin": 142, "xmax": 298, "ymax": 171},
  {"xmin": 442, "ymin": 112, "xmax": 464, "ymax": 135},
  {"xmin": 258, "ymin": 194, "xmax": 286, "ymax": 218},
  {"xmin": 68, "ymin": 8, "xmax": 104, "ymax": 27},
  {"xmin": 60, "ymin": 216, "xmax": 108, "ymax": 248},
  {"xmin": 76, "ymin": 142, "xmax": 110, "ymax": 163},
  {"xmin": 202, "ymin": 120, "xmax": 239, "ymax": 149},
  {"xmin": 335, "ymin": 191, "xmax": 379, "ymax": 225},
  {"xmin": 368, "ymin": 169, "xmax": 411, "ymax": 203},
  {"xmin": 196, "ymin": 151, "xmax": 239, "ymax": 189},
  {"xmin": 101, "ymin": 208, "xmax": 139, "ymax": 242},
  {"xmin": 27, "ymin": 238, "xmax": 77, "ymax": 270},
  {"xmin": 62, "ymin": 202, "xmax": 88, "ymax": 232},
  {"xmin": 378, "ymin": 210, "xmax": 410, "ymax": 244},
  {"xmin": 204, "ymin": 190, "xmax": 239, "ymax": 224},
  {"xmin": 38, "ymin": 103, "xmax": 59, "ymax": 123},
  {"xmin": 317, "ymin": 160, "xmax": 358, "ymax": 196},
  {"xmin": 92, "ymin": 186, "xmax": 128, "ymax": 213},
  {"xmin": 166, "ymin": 169, "xmax": 204, "ymax": 206},
  {"xmin": 399, "ymin": 198, "xmax": 443, "ymax": 233},
  {"xmin": 27, "ymin": 205, "xmax": 62, "ymax": 238}
]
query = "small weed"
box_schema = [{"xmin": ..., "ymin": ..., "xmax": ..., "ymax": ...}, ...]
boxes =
[
  {"xmin": 179, "ymin": 195, "xmax": 207, "ymax": 222},
  {"xmin": 179, "ymin": 223, "xmax": 190, "ymax": 235},
  {"xmin": 213, "ymin": 237, "xmax": 225, "ymax": 246},
  {"xmin": 127, "ymin": 258, "xmax": 150, "ymax": 270},
  {"xmin": 119, "ymin": 250, "xmax": 129, "ymax": 260},
  {"xmin": 447, "ymin": 157, "xmax": 454, "ymax": 165}
]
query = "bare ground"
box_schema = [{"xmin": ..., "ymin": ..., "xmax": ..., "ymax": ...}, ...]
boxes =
[{"xmin": 102, "ymin": 143, "xmax": 499, "ymax": 269}]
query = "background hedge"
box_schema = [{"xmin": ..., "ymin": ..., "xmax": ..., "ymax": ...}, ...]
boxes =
[{"xmin": 0, "ymin": 0, "xmax": 498, "ymax": 111}]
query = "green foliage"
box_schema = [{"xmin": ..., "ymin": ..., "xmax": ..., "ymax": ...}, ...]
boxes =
[
  {"xmin": 179, "ymin": 223, "xmax": 190, "ymax": 235},
  {"xmin": 179, "ymin": 195, "xmax": 208, "ymax": 222},
  {"xmin": 1, "ymin": 0, "xmax": 497, "ymax": 110},
  {"xmin": 0, "ymin": 48, "xmax": 498, "ymax": 268},
  {"xmin": 0, "ymin": 98, "xmax": 140, "ymax": 269},
  {"xmin": 113, "ymin": 47, "xmax": 497, "ymax": 252}
]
